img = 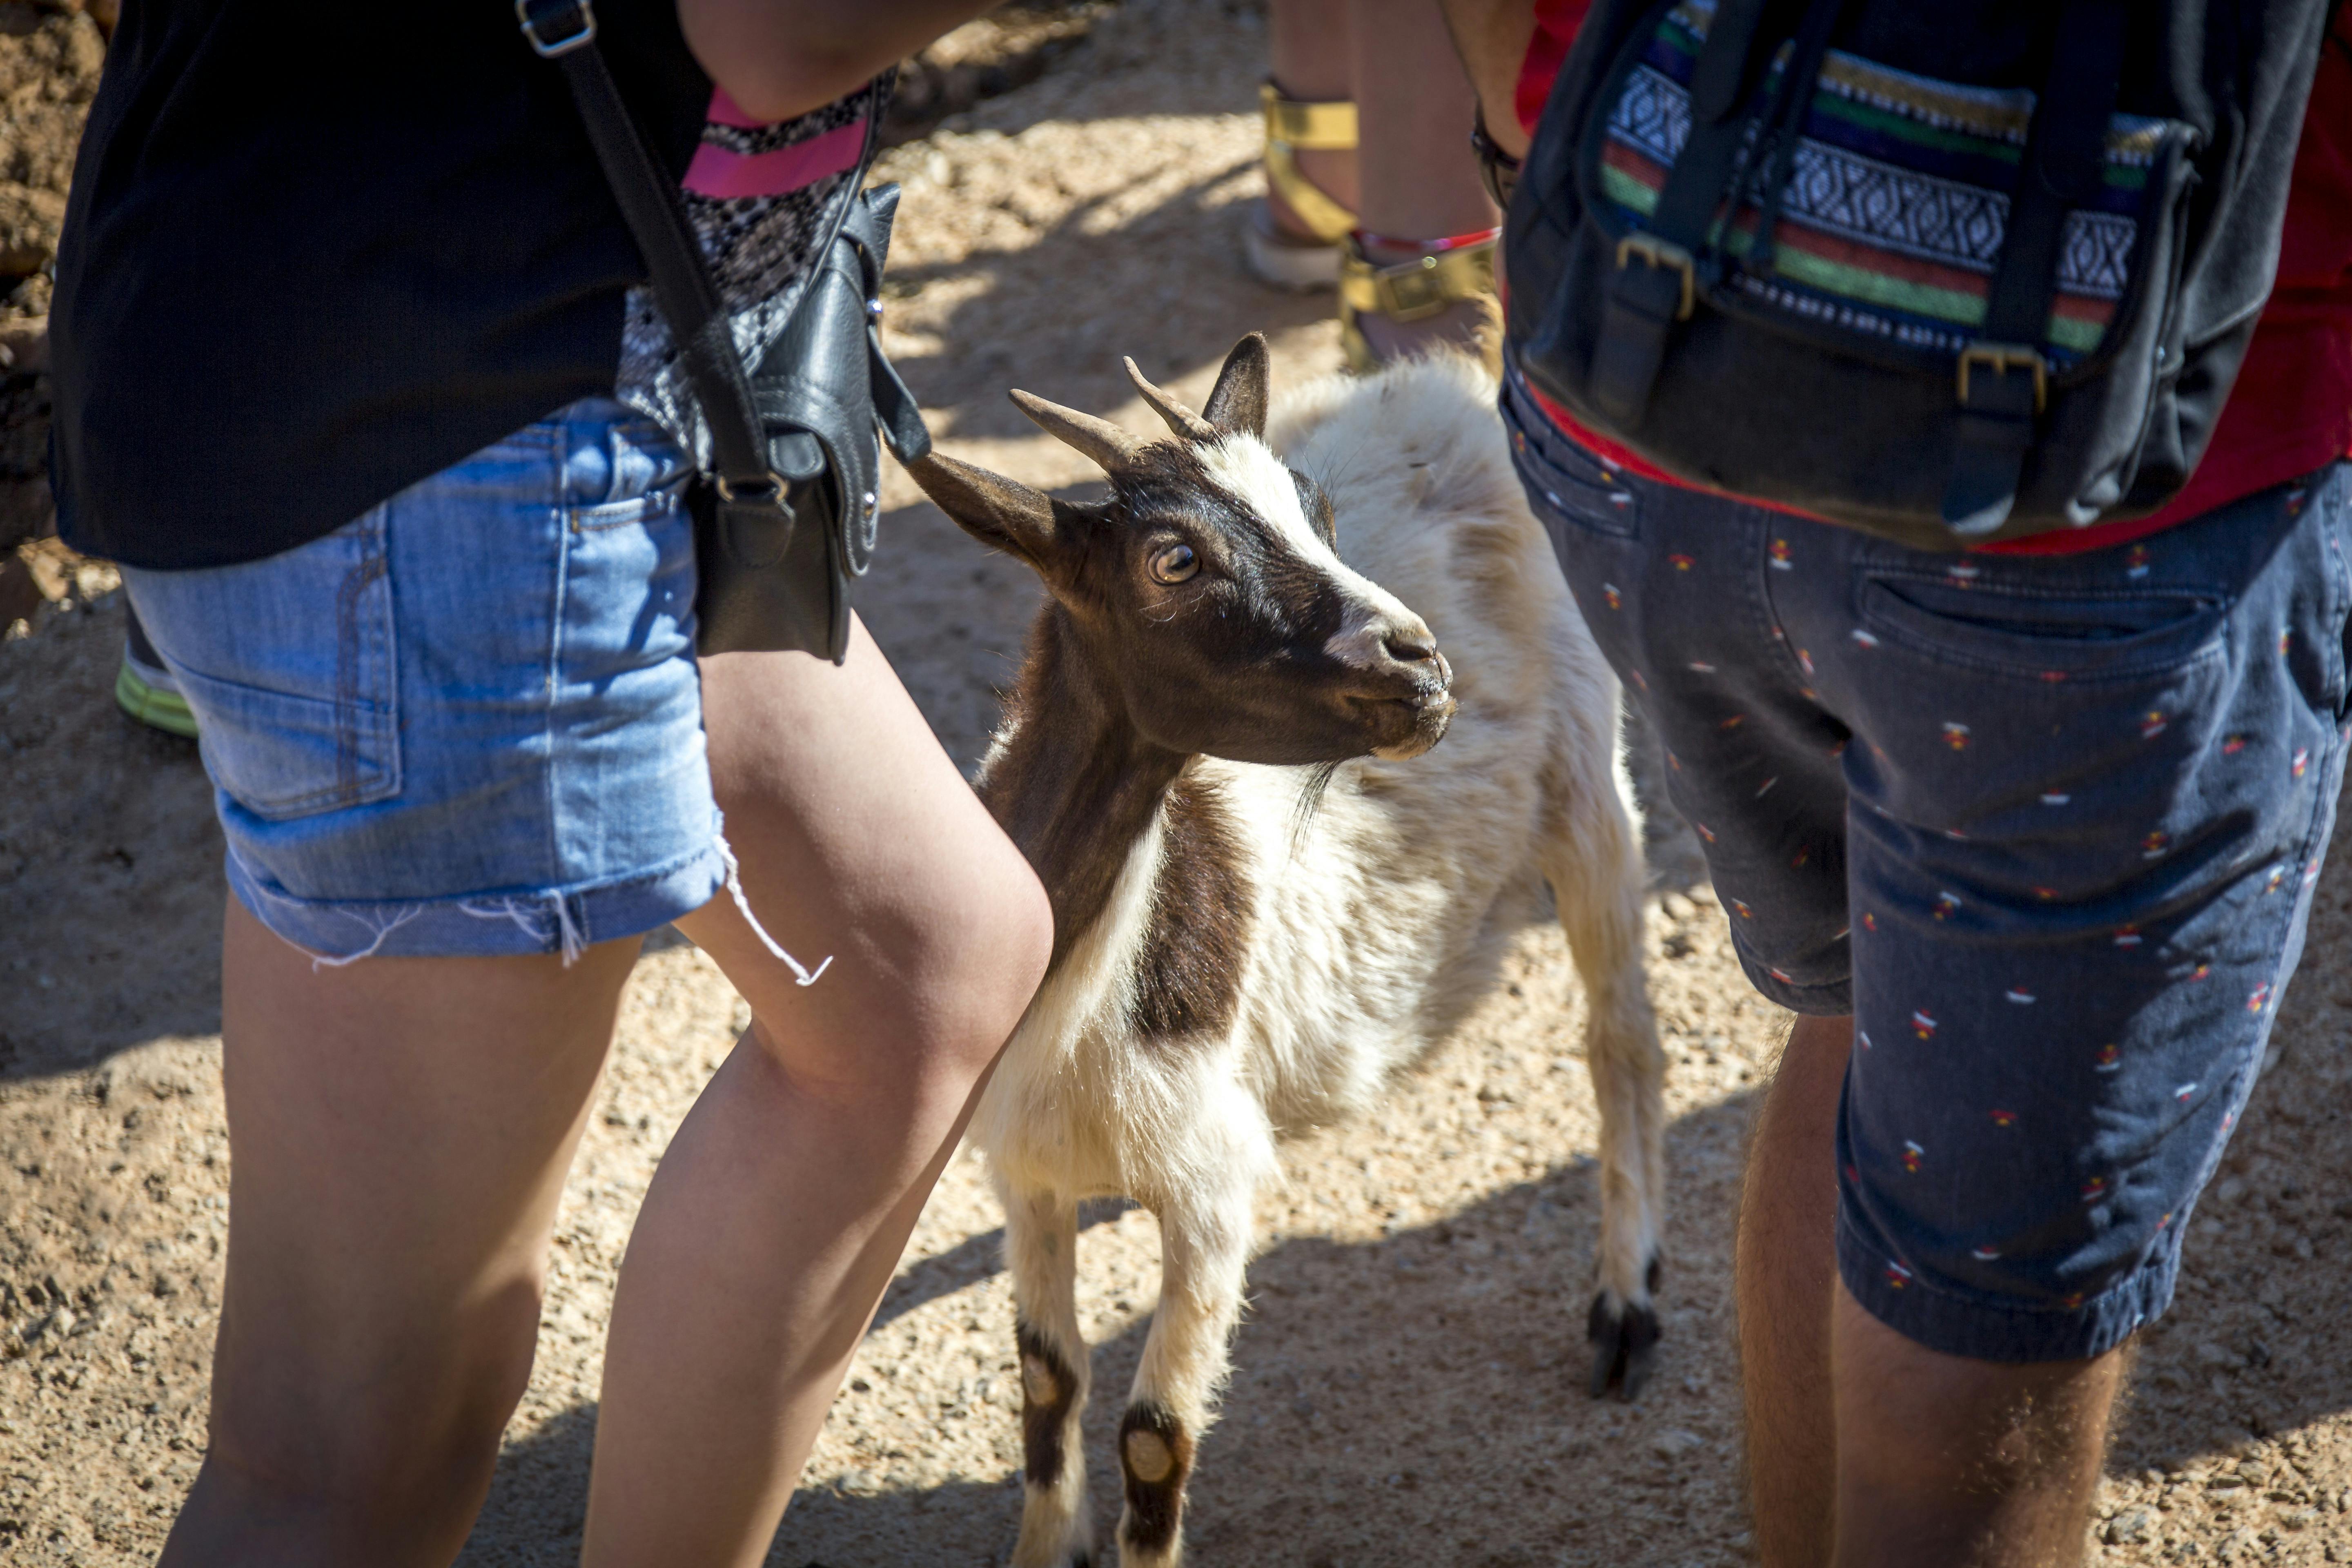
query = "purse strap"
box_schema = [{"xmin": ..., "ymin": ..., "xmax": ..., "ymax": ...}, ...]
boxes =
[{"xmin": 515, "ymin": 0, "xmax": 873, "ymax": 504}]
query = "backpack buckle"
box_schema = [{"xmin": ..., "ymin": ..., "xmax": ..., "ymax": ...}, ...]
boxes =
[
  {"xmin": 1957, "ymin": 342, "xmax": 2047, "ymax": 414},
  {"xmin": 1615, "ymin": 234, "xmax": 1696, "ymax": 322},
  {"xmin": 517, "ymin": 0, "xmax": 596, "ymax": 57}
]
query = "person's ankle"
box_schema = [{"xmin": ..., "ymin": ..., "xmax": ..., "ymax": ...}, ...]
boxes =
[{"xmin": 1265, "ymin": 146, "xmax": 1358, "ymax": 243}]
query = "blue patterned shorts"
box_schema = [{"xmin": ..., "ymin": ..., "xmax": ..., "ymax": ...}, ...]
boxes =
[
  {"xmin": 1504, "ymin": 362, "xmax": 2352, "ymax": 1362},
  {"xmin": 121, "ymin": 399, "xmax": 731, "ymax": 964}
]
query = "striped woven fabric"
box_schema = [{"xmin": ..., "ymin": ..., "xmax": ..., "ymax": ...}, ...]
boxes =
[{"xmin": 1600, "ymin": 0, "xmax": 2180, "ymax": 363}]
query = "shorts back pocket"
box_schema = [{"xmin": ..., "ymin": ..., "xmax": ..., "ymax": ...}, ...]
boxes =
[{"xmin": 127, "ymin": 509, "xmax": 401, "ymax": 821}]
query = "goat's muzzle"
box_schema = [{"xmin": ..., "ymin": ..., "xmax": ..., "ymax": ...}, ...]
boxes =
[{"xmin": 1336, "ymin": 617, "xmax": 1455, "ymax": 761}]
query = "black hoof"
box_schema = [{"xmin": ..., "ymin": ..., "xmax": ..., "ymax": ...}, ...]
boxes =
[{"xmin": 1587, "ymin": 1287, "xmax": 1662, "ymax": 1402}]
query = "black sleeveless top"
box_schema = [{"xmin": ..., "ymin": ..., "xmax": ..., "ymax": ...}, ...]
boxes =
[{"xmin": 50, "ymin": 0, "xmax": 710, "ymax": 569}]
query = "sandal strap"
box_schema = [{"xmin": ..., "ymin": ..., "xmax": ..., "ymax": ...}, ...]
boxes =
[
  {"xmin": 1339, "ymin": 232, "xmax": 1498, "ymax": 324},
  {"xmin": 1260, "ymin": 81, "xmax": 1358, "ymax": 149},
  {"xmin": 1263, "ymin": 138, "xmax": 1359, "ymax": 245}
]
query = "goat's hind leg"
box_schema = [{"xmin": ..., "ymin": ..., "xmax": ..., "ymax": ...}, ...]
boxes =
[
  {"xmin": 1002, "ymin": 1180, "xmax": 1095, "ymax": 1568},
  {"xmin": 1539, "ymin": 737, "xmax": 1667, "ymax": 1400}
]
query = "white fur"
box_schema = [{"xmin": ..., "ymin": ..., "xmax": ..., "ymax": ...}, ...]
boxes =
[{"xmin": 977, "ymin": 353, "xmax": 1664, "ymax": 1568}]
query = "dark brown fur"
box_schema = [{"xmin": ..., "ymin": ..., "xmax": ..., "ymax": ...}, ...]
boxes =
[
  {"xmin": 1116, "ymin": 1401, "xmax": 1194, "ymax": 1555},
  {"xmin": 1016, "ymin": 1319, "xmax": 1081, "ymax": 1488},
  {"xmin": 980, "ymin": 611, "xmax": 1191, "ymax": 970},
  {"xmin": 1131, "ymin": 775, "xmax": 1252, "ymax": 1040}
]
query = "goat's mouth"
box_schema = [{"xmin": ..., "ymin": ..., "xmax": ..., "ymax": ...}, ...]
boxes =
[{"xmin": 1352, "ymin": 683, "xmax": 1456, "ymax": 761}]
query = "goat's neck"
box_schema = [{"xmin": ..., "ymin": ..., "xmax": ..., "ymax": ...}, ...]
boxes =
[{"xmin": 979, "ymin": 609, "xmax": 1190, "ymax": 969}]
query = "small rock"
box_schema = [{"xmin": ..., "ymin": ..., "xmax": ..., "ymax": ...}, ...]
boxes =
[
  {"xmin": 2236, "ymin": 1460, "xmax": 2270, "ymax": 1484},
  {"xmin": 1652, "ymin": 1428, "xmax": 1704, "ymax": 1459},
  {"xmin": 2207, "ymin": 1472, "xmax": 2246, "ymax": 1491},
  {"xmin": 2103, "ymin": 1506, "xmax": 2156, "ymax": 1545},
  {"xmin": 2195, "ymin": 1340, "xmax": 2236, "ymax": 1369},
  {"xmin": 838, "ymin": 1469, "xmax": 881, "ymax": 1496},
  {"xmin": 2216, "ymin": 1528, "xmax": 2254, "ymax": 1562}
]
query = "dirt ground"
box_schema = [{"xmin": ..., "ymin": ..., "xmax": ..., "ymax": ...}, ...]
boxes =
[{"xmin": 9, "ymin": 2, "xmax": 2352, "ymax": 1563}]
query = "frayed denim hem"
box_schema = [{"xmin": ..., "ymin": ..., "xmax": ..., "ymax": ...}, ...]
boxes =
[{"xmin": 225, "ymin": 840, "xmax": 729, "ymax": 967}]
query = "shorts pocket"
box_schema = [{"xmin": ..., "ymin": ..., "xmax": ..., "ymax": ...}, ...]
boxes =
[
  {"xmin": 1511, "ymin": 426, "xmax": 1642, "ymax": 541},
  {"xmin": 570, "ymin": 491, "xmax": 678, "ymax": 532},
  {"xmin": 178, "ymin": 664, "xmax": 399, "ymax": 819},
  {"xmin": 1857, "ymin": 572, "xmax": 2227, "ymax": 684},
  {"xmin": 129, "ymin": 509, "xmax": 401, "ymax": 821}
]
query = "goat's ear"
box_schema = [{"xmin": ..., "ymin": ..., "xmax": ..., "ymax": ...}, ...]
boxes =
[
  {"xmin": 902, "ymin": 451, "xmax": 1066, "ymax": 578},
  {"xmin": 1202, "ymin": 332, "xmax": 1271, "ymax": 439}
]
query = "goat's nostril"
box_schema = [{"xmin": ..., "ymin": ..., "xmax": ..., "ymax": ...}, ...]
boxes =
[{"xmin": 1384, "ymin": 629, "xmax": 1438, "ymax": 664}]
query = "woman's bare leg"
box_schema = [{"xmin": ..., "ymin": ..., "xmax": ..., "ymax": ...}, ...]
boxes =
[
  {"xmin": 580, "ymin": 615, "xmax": 1053, "ymax": 1567},
  {"xmin": 1350, "ymin": 0, "xmax": 1491, "ymax": 241},
  {"xmin": 159, "ymin": 911, "xmax": 640, "ymax": 1568},
  {"xmin": 1267, "ymin": 0, "xmax": 1359, "ymax": 238},
  {"xmin": 1348, "ymin": 0, "xmax": 1499, "ymax": 363}
]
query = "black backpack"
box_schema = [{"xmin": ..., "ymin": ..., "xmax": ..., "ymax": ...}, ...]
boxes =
[{"xmin": 1504, "ymin": 0, "xmax": 2334, "ymax": 550}]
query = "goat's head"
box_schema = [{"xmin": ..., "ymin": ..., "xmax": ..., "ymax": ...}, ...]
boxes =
[{"xmin": 904, "ymin": 334, "xmax": 1455, "ymax": 765}]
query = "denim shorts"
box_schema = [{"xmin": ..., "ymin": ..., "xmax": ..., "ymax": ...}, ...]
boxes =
[
  {"xmin": 1502, "ymin": 361, "xmax": 2352, "ymax": 1362},
  {"xmin": 120, "ymin": 398, "xmax": 731, "ymax": 964}
]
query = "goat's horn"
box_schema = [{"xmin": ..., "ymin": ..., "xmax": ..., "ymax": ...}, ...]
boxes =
[
  {"xmin": 1009, "ymin": 389, "xmax": 1146, "ymax": 472},
  {"xmin": 1122, "ymin": 357, "xmax": 1216, "ymax": 443}
]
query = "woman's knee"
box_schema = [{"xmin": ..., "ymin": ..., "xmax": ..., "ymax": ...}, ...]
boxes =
[{"xmin": 744, "ymin": 833, "xmax": 1052, "ymax": 1099}]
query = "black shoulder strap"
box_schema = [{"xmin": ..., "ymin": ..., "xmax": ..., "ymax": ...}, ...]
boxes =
[
  {"xmin": 1940, "ymin": 0, "xmax": 2129, "ymax": 537},
  {"xmin": 516, "ymin": 0, "xmax": 872, "ymax": 500},
  {"xmin": 1588, "ymin": 0, "xmax": 1830, "ymax": 425}
]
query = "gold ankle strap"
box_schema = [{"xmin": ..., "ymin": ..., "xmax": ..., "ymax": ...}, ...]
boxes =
[
  {"xmin": 1261, "ymin": 82, "xmax": 1359, "ymax": 245},
  {"xmin": 1260, "ymin": 82, "xmax": 1358, "ymax": 149},
  {"xmin": 1338, "ymin": 234, "xmax": 1498, "ymax": 324}
]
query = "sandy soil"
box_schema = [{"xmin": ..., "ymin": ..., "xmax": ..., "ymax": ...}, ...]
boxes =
[{"xmin": 8, "ymin": 2, "xmax": 2352, "ymax": 1563}]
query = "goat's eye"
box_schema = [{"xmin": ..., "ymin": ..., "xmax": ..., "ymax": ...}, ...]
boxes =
[{"xmin": 1149, "ymin": 543, "xmax": 1199, "ymax": 584}]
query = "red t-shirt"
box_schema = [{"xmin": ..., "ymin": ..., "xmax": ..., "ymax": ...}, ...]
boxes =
[{"xmin": 1513, "ymin": 2, "xmax": 2352, "ymax": 555}]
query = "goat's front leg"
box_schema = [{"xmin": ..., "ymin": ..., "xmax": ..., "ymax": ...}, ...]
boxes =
[
  {"xmin": 1541, "ymin": 743, "xmax": 1668, "ymax": 1400},
  {"xmin": 1001, "ymin": 1179, "xmax": 1094, "ymax": 1568},
  {"xmin": 1116, "ymin": 1176, "xmax": 1255, "ymax": 1568}
]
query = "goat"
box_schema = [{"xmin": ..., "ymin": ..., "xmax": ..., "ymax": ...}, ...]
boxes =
[{"xmin": 902, "ymin": 335, "xmax": 1664, "ymax": 1568}]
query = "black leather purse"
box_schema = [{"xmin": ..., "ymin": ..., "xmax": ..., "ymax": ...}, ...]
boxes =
[{"xmin": 518, "ymin": 0, "xmax": 930, "ymax": 661}]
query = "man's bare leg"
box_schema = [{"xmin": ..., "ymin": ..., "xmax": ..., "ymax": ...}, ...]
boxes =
[
  {"xmin": 1737, "ymin": 1011, "xmax": 1850, "ymax": 1567},
  {"xmin": 579, "ymin": 616, "xmax": 1052, "ymax": 1568},
  {"xmin": 1831, "ymin": 1284, "xmax": 2125, "ymax": 1567},
  {"xmin": 1740, "ymin": 1012, "xmax": 2129, "ymax": 1568},
  {"xmin": 159, "ymin": 910, "xmax": 641, "ymax": 1568}
]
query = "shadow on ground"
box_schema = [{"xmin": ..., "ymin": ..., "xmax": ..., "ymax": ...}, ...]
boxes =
[
  {"xmin": 460, "ymin": 926, "xmax": 2352, "ymax": 1568},
  {"xmin": 461, "ymin": 1094, "xmax": 1764, "ymax": 1568}
]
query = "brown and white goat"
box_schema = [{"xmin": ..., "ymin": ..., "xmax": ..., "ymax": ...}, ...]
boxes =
[{"xmin": 904, "ymin": 336, "xmax": 1664, "ymax": 1568}]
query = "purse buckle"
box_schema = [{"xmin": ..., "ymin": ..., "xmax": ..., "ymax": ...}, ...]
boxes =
[
  {"xmin": 516, "ymin": 0, "xmax": 596, "ymax": 57},
  {"xmin": 713, "ymin": 469, "xmax": 791, "ymax": 505},
  {"xmin": 1615, "ymin": 234, "xmax": 1697, "ymax": 322}
]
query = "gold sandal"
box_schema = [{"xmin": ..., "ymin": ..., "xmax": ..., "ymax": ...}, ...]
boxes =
[
  {"xmin": 1338, "ymin": 229, "xmax": 1500, "ymax": 374},
  {"xmin": 1246, "ymin": 82, "xmax": 1359, "ymax": 292}
]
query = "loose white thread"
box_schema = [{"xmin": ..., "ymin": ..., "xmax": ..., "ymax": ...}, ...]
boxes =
[
  {"xmin": 555, "ymin": 897, "xmax": 588, "ymax": 967},
  {"xmin": 713, "ymin": 831, "xmax": 832, "ymax": 986},
  {"xmin": 460, "ymin": 895, "xmax": 555, "ymax": 944},
  {"xmin": 459, "ymin": 894, "xmax": 588, "ymax": 966},
  {"xmin": 307, "ymin": 905, "xmax": 424, "ymax": 971}
]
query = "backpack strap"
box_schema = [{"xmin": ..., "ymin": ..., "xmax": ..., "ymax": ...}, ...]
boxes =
[
  {"xmin": 1940, "ymin": 0, "xmax": 2130, "ymax": 537},
  {"xmin": 516, "ymin": 0, "xmax": 788, "ymax": 508},
  {"xmin": 1589, "ymin": 0, "xmax": 1817, "ymax": 425}
]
